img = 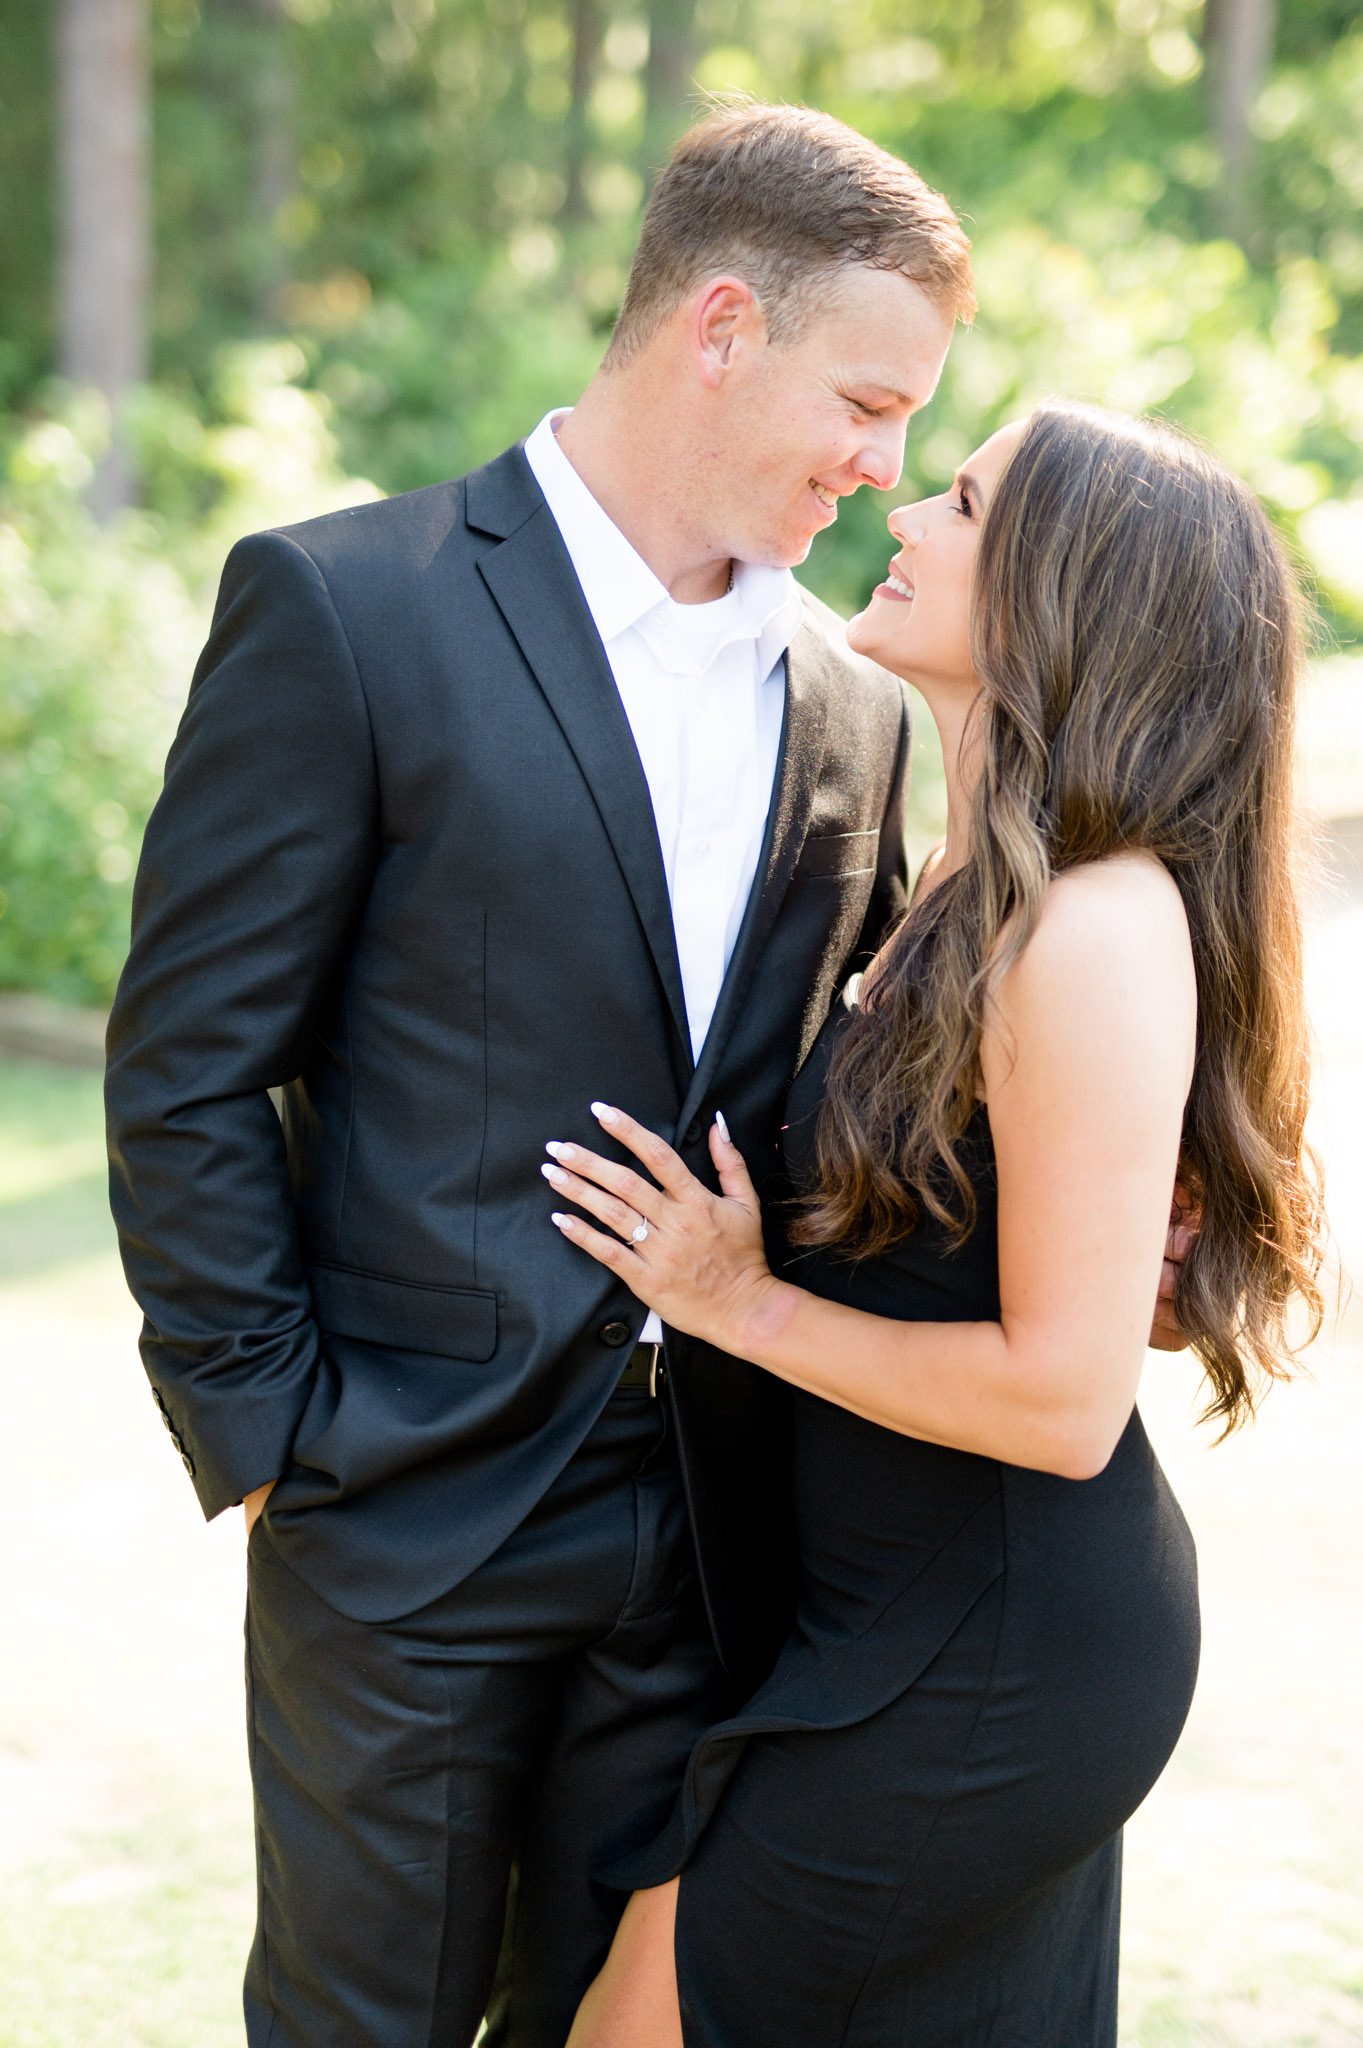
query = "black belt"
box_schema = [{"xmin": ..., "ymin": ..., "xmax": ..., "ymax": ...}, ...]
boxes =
[{"xmin": 616, "ymin": 1342, "xmax": 666, "ymax": 1396}]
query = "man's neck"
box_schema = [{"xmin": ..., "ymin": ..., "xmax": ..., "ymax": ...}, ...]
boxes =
[{"xmin": 553, "ymin": 374, "xmax": 734, "ymax": 605}]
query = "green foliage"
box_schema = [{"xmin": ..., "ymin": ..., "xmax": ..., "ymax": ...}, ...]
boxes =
[
  {"xmin": 0, "ymin": 0, "xmax": 1360, "ymax": 997},
  {"xmin": 0, "ymin": 0, "xmax": 53, "ymax": 410},
  {"xmin": 0, "ymin": 410, "xmax": 197, "ymax": 1005},
  {"xmin": 0, "ymin": 347, "xmax": 378, "ymax": 1004},
  {"xmin": 307, "ymin": 260, "xmax": 607, "ymax": 495}
]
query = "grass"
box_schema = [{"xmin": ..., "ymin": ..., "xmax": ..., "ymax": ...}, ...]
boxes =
[
  {"xmin": 0, "ymin": 1063, "xmax": 113, "ymax": 1281},
  {"xmin": 0, "ymin": 1063, "xmax": 255, "ymax": 2048}
]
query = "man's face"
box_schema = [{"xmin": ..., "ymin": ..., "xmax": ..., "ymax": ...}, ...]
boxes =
[{"xmin": 704, "ymin": 266, "xmax": 957, "ymax": 569}]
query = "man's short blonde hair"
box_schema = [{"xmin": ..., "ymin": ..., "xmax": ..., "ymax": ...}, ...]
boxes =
[{"xmin": 606, "ymin": 99, "xmax": 976, "ymax": 363}]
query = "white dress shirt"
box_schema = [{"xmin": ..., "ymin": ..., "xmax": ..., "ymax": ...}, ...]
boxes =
[{"xmin": 524, "ymin": 407, "xmax": 803, "ymax": 1343}]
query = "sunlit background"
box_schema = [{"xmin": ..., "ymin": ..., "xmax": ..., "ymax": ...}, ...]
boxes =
[{"xmin": 1, "ymin": 2, "xmax": 1361, "ymax": 2042}]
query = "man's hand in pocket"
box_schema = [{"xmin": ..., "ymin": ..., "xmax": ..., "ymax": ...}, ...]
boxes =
[{"xmin": 244, "ymin": 1481, "xmax": 276, "ymax": 1537}]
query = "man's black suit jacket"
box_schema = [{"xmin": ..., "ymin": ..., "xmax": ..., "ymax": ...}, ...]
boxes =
[{"xmin": 106, "ymin": 442, "xmax": 911, "ymax": 1697}]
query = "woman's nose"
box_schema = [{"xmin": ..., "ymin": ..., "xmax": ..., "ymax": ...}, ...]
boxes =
[{"xmin": 887, "ymin": 504, "xmax": 928, "ymax": 548}]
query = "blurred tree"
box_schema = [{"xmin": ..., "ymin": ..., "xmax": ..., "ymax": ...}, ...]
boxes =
[
  {"xmin": 56, "ymin": 0, "xmax": 151, "ymax": 517},
  {"xmin": 245, "ymin": 0, "xmax": 297, "ymax": 326},
  {"xmin": 0, "ymin": 0, "xmax": 52, "ymax": 411},
  {"xmin": 642, "ymin": 0, "xmax": 700, "ymax": 180},
  {"xmin": 563, "ymin": 0, "xmax": 606, "ymax": 223},
  {"xmin": 1203, "ymin": 0, "xmax": 1277, "ymax": 243}
]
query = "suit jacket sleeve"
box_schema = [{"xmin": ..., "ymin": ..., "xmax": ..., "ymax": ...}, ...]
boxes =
[
  {"xmin": 853, "ymin": 676, "xmax": 912, "ymax": 965},
  {"xmin": 106, "ymin": 529, "xmax": 379, "ymax": 1519}
]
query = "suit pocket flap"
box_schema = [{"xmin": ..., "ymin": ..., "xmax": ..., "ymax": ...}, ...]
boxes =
[
  {"xmin": 792, "ymin": 829, "xmax": 879, "ymax": 880},
  {"xmin": 307, "ymin": 1263, "xmax": 498, "ymax": 1362}
]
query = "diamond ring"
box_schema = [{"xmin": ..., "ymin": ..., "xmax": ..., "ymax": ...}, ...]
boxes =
[{"xmin": 631, "ymin": 1220, "xmax": 650, "ymax": 1244}]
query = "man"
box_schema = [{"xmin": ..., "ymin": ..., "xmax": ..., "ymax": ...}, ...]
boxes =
[{"xmin": 106, "ymin": 103, "xmax": 1170, "ymax": 2048}]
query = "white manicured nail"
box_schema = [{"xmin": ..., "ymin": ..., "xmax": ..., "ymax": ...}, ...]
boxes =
[
  {"xmin": 591, "ymin": 1101, "xmax": 619, "ymax": 1126},
  {"xmin": 551, "ymin": 1212, "xmax": 570, "ymax": 1228},
  {"xmin": 545, "ymin": 1141, "xmax": 572, "ymax": 1161},
  {"xmin": 541, "ymin": 1162, "xmax": 568, "ymax": 1186},
  {"xmin": 714, "ymin": 1111, "xmax": 730, "ymax": 1143}
]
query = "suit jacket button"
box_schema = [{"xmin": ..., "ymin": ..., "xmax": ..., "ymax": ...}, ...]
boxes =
[
  {"xmin": 600, "ymin": 1321, "xmax": 632, "ymax": 1348},
  {"xmin": 181, "ymin": 1451, "xmax": 196, "ymax": 1476},
  {"xmin": 683, "ymin": 1120, "xmax": 702, "ymax": 1147}
]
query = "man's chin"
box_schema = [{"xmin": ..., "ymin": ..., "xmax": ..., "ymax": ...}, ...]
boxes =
[
  {"xmin": 737, "ymin": 526, "xmax": 819, "ymax": 571},
  {"xmin": 766, "ymin": 533, "xmax": 817, "ymax": 569}
]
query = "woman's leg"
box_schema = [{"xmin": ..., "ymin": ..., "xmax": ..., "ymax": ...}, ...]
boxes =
[{"xmin": 566, "ymin": 1881, "xmax": 683, "ymax": 2048}]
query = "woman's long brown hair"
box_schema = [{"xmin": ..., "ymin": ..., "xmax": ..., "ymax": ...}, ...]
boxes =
[{"xmin": 795, "ymin": 401, "xmax": 1325, "ymax": 1432}]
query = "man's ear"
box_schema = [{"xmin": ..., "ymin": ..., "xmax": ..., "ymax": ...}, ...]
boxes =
[{"xmin": 690, "ymin": 276, "xmax": 765, "ymax": 389}]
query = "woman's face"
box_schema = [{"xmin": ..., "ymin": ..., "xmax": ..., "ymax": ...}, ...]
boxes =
[{"xmin": 847, "ymin": 419, "xmax": 1027, "ymax": 689}]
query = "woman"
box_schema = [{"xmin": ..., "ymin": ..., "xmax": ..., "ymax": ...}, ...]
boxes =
[{"xmin": 540, "ymin": 402, "xmax": 1325, "ymax": 2046}]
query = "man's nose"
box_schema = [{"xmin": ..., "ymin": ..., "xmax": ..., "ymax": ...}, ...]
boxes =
[{"xmin": 856, "ymin": 420, "xmax": 906, "ymax": 494}]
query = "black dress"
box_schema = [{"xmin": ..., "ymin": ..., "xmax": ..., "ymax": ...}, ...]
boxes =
[{"xmin": 617, "ymin": 1007, "xmax": 1200, "ymax": 2047}]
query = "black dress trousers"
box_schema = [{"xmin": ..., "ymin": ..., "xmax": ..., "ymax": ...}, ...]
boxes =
[{"xmin": 243, "ymin": 1390, "xmax": 728, "ymax": 2048}]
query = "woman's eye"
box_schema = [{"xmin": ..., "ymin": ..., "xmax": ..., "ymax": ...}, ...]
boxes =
[{"xmin": 954, "ymin": 491, "xmax": 973, "ymax": 519}]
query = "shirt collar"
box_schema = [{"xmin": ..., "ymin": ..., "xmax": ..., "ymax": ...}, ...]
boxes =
[
  {"xmin": 523, "ymin": 409, "xmax": 803, "ymax": 674},
  {"xmin": 523, "ymin": 409, "xmax": 667, "ymax": 643}
]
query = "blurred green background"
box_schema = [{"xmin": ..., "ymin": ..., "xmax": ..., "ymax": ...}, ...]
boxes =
[{"xmin": 2, "ymin": 0, "xmax": 1362, "ymax": 1004}]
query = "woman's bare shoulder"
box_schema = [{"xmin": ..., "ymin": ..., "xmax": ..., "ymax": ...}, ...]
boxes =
[
  {"xmin": 986, "ymin": 852, "xmax": 1195, "ymax": 1085},
  {"xmin": 1028, "ymin": 852, "xmax": 1191, "ymax": 970}
]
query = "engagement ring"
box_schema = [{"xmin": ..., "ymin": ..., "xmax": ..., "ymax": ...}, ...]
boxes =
[{"xmin": 631, "ymin": 1220, "xmax": 650, "ymax": 1244}]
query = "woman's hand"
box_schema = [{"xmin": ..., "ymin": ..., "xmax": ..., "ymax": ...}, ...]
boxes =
[
  {"xmin": 541, "ymin": 1104, "xmax": 788, "ymax": 1354},
  {"xmin": 1148, "ymin": 1179, "xmax": 1202, "ymax": 1351}
]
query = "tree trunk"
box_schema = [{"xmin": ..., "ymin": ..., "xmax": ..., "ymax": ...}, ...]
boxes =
[
  {"xmin": 641, "ymin": 0, "xmax": 698, "ymax": 187},
  {"xmin": 1203, "ymin": 0, "xmax": 1276, "ymax": 244},
  {"xmin": 251, "ymin": 0, "xmax": 295, "ymax": 328},
  {"xmin": 56, "ymin": 0, "xmax": 150, "ymax": 519},
  {"xmin": 561, "ymin": 0, "xmax": 604, "ymax": 225}
]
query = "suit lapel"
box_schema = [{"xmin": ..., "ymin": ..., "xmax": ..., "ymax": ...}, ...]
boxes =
[
  {"xmin": 475, "ymin": 488, "xmax": 693, "ymax": 1070},
  {"xmin": 676, "ymin": 605, "xmax": 832, "ymax": 1133}
]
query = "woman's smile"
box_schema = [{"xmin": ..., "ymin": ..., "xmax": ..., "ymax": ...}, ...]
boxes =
[{"xmin": 876, "ymin": 560, "xmax": 915, "ymax": 602}]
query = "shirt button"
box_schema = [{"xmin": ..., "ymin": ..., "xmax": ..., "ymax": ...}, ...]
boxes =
[{"xmin": 600, "ymin": 1321, "xmax": 632, "ymax": 1349}]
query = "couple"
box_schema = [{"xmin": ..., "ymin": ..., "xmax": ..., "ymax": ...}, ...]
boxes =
[{"xmin": 106, "ymin": 101, "xmax": 1323, "ymax": 2047}]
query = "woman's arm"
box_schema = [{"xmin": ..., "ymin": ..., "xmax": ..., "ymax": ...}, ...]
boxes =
[{"xmin": 545, "ymin": 855, "xmax": 1196, "ymax": 1480}]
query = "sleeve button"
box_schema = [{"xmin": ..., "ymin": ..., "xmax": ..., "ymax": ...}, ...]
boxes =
[
  {"xmin": 599, "ymin": 1321, "xmax": 632, "ymax": 1348},
  {"xmin": 181, "ymin": 1452, "xmax": 196, "ymax": 1476}
]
